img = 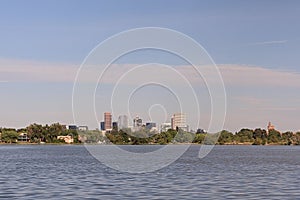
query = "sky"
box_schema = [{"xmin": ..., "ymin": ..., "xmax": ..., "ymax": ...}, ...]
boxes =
[{"xmin": 0, "ymin": 0, "xmax": 300, "ymax": 132}]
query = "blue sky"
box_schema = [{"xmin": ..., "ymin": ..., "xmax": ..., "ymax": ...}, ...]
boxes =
[
  {"xmin": 1, "ymin": 0, "xmax": 300, "ymax": 131},
  {"xmin": 1, "ymin": 0, "xmax": 300, "ymax": 68}
]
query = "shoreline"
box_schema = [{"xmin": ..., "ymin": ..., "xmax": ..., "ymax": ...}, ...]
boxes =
[{"xmin": 0, "ymin": 142, "xmax": 298, "ymax": 146}]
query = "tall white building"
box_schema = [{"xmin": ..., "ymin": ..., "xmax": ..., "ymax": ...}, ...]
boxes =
[
  {"xmin": 133, "ymin": 115, "xmax": 143, "ymax": 127},
  {"xmin": 118, "ymin": 115, "xmax": 128, "ymax": 130},
  {"xmin": 171, "ymin": 113, "xmax": 188, "ymax": 132}
]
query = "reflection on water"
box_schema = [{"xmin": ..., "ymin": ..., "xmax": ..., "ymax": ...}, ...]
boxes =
[{"xmin": 0, "ymin": 145, "xmax": 299, "ymax": 199}]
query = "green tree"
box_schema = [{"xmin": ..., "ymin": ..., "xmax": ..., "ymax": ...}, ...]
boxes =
[
  {"xmin": 1, "ymin": 130, "xmax": 19, "ymax": 143},
  {"xmin": 26, "ymin": 123, "xmax": 73, "ymax": 143},
  {"xmin": 281, "ymin": 131, "xmax": 294, "ymax": 145},
  {"xmin": 235, "ymin": 129, "xmax": 254, "ymax": 143},
  {"xmin": 267, "ymin": 129, "xmax": 281, "ymax": 144},
  {"xmin": 27, "ymin": 123, "xmax": 44, "ymax": 142},
  {"xmin": 253, "ymin": 128, "xmax": 267, "ymax": 139},
  {"xmin": 202, "ymin": 133, "xmax": 219, "ymax": 145},
  {"xmin": 294, "ymin": 132, "xmax": 300, "ymax": 145},
  {"xmin": 193, "ymin": 133, "xmax": 206, "ymax": 144},
  {"xmin": 79, "ymin": 130, "xmax": 104, "ymax": 143},
  {"xmin": 173, "ymin": 130, "xmax": 194, "ymax": 143},
  {"xmin": 218, "ymin": 130, "xmax": 234, "ymax": 144},
  {"xmin": 46, "ymin": 123, "xmax": 68, "ymax": 143},
  {"xmin": 252, "ymin": 129, "xmax": 267, "ymax": 145}
]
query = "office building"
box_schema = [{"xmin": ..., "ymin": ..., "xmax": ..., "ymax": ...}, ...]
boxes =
[
  {"xmin": 133, "ymin": 116, "xmax": 143, "ymax": 127},
  {"xmin": 171, "ymin": 113, "xmax": 188, "ymax": 132},
  {"xmin": 118, "ymin": 115, "xmax": 128, "ymax": 130},
  {"xmin": 112, "ymin": 122, "xmax": 118, "ymax": 130},
  {"xmin": 104, "ymin": 112, "xmax": 112, "ymax": 130},
  {"xmin": 100, "ymin": 121, "xmax": 105, "ymax": 131}
]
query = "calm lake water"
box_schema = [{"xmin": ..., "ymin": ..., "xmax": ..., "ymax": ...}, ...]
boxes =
[{"xmin": 0, "ymin": 145, "xmax": 299, "ymax": 199}]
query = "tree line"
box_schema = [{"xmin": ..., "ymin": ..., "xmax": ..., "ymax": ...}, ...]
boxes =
[
  {"xmin": 1, "ymin": 123, "xmax": 300, "ymax": 145},
  {"xmin": 106, "ymin": 128, "xmax": 300, "ymax": 145},
  {"xmin": 0, "ymin": 123, "xmax": 79, "ymax": 143}
]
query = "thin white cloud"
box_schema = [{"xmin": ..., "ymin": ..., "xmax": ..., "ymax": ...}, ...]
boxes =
[
  {"xmin": 218, "ymin": 64, "xmax": 300, "ymax": 87},
  {"xmin": 248, "ymin": 40, "xmax": 287, "ymax": 46},
  {"xmin": 231, "ymin": 95, "xmax": 300, "ymax": 111},
  {"xmin": 1, "ymin": 58, "xmax": 300, "ymax": 88},
  {"xmin": 232, "ymin": 96, "xmax": 268, "ymax": 106},
  {"xmin": 0, "ymin": 58, "xmax": 77, "ymax": 82}
]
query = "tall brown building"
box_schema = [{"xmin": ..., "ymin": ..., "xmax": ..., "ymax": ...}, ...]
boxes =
[{"xmin": 104, "ymin": 112, "xmax": 112, "ymax": 130}]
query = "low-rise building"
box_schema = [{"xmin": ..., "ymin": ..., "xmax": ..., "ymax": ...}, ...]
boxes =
[
  {"xmin": 161, "ymin": 123, "xmax": 171, "ymax": 132},
  {"xmin": 67, "ymin": 125, "xmax": 77, "ymax": 130},
  {"xmin": 78, "ymin": 126, "xmax": 88, "ymax": 131},
  {"xmin": 18, "ymin": 133, "xmax": 30, "ymax": 142},
  {"xmin": 57, "ymin": 135, "xmax": 74, "ymax": 144}
]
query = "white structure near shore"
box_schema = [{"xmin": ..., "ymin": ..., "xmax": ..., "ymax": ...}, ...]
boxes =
[{"xmin": 57, "ymin": 136, "xmax": 74, "ymax": 144}]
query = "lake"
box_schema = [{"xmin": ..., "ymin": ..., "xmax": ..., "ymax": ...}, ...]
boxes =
[{"xmin": 0, "ymin": 145, "xmax": 299, "ymax": 199}]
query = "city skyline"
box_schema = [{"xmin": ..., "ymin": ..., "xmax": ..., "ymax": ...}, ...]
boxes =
[{"xmin": 100, "ymin": 112, "xmax": 186, "ymax": 133}]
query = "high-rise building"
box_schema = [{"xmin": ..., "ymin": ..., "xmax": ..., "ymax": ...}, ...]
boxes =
[
  {"xmin": 100, "ymin": 121, "xmax": 105, "ymax": 131},
  {"xmin": 104, "ymin": 112, "xmax": 112, "ymax": 130},
  {"xmin": 112, "ymin": 122, "xmax": 118, "ymax": 130},
  {"xmin": 133, "ymin": 116, "xmax": 143, "ymax": 127},
  {"xmin": 118, "ymin": 115, "xmax": 128, "ymax": 130},
  {"xmin": 171, "ymin": 113, "xmax": 188, "ymax": 131}
]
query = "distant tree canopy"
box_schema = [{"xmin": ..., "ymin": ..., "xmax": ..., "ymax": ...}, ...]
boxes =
[
  {"xmin": 235, "ymin": 129, "xmax": 254, "ymax": 143},
  {"xmin": 104, "ymin": 127, "xmax": 300, "ymax": 145},
  {"xmin": 23, "ymin": 123, "xmax": 79, "ymax": 143},
  {"xmin": 1, "ymin": 130, "xmax": 19, "ymax": 143},
  {"xmin": 215, "ymin": 128, "xmax": 300, "ymax": 145},
  {"xmin": 218, "ymin": 130, "xmax": 234, "ymax": 145},
  {"xmin": 1, "ymin": 123, "xmax": 299, "ymax": 145}
]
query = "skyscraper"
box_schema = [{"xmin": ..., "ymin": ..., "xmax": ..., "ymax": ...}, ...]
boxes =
[
  {"xmin": 100, "ymin": 121, "xmax": 105, "ymax": 131},
  {"xmin": 104, "ymin": 112, "xmax": 112, "ymax": 130},
  {"xmin": 118, "ymin": 115, "xmax": 128, "ymax": 130},
  {"xmin": 133, "ymin": 115, "xmax": 143, "ymax": 127},
  {"xmin": 112, "ymin": 122, "xmax": 118, "ymax": 130},
  {"xmin": 171, "ymin": 113, "xmax": 188, "ymax": 131}
]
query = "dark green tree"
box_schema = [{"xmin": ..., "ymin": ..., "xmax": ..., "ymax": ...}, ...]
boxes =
[
  {"xmin": 235, "ymin": 129, "xmax": 254, "ymax": 143},
  {"xmin": 193, "ymin": 133, "xmax": 206, "ymax": 144},
  {"xmin": 1, "ymin": 130, "xmax": 19, "ymax": 143},
  {"xmin": 267, "ymin": 129, "xmax": 282, "ymax": 144},
  {"xmin": 218, "ymin": 130, "xmax": 234, "ymax": 144},
  {"xmin": 252, "ymin": 128, "xmax": 267, "ymax": 145},
  {"xmin": 27, "ymin": 123, "xmax": 44, "ymax": 142}
]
